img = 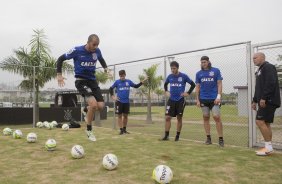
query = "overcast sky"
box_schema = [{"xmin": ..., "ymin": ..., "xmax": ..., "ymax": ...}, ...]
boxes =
[{"xmin": 1, "ymin": 0, "xmax": 281, "ymax": 64}]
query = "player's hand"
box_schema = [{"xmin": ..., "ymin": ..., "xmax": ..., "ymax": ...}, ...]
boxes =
[
  {"xmin": 251, "ymin": 102, "xmax": 257, "ymax": 111},
  {"xmin": 165, "ymin": 91, "xmax": 170, "ymax": 98},
  {"xmin": 104, "ymin": 68, "xmax": 113, "ymax": 78},
  {"xmin": 259, "ymin": 99, "xmax": 266, "ymax": 108},
  {"xmin": 181, "ymin": 92, "xmax": 189, "ymax": 97},
  {"xmin": 196, "ymin": 100, "xmax": 201, "ymax": 107},
  {"xmin": 57, "ymin": 73, "xmax": 65, "ymax": 87},
  {"xmin": 214, "ymin": 98, "xmax": 221, "ymax": 105},
  {"xmin": 111, "ymin": 96, "xmax": 119, "ymax": 102},
  {"xmin": 141, "ymin": 76, "xmax": 149, "ymax": 84}
]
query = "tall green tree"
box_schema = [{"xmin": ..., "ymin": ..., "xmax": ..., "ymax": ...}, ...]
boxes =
[
  {"xmin": 93, "ymin": 70, "xmax": 113, "ymax": 126},
  {"xmin": 0, "ymin": 29, "xmax": 72, "ymax": 123},
  {"xmin": 139, "ymin": 64, "xmax": 163, "ymax": 123}
]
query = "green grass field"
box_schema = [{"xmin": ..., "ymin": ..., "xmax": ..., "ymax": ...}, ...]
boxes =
[{"xmin": 1, "ymin": 124, "xmax": 282, "ymax": 184}]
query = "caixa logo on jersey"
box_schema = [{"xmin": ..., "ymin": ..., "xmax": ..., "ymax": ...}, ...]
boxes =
[{"xmin": 64, "ymin": 109, "xmax": 73, "ymax": 121}]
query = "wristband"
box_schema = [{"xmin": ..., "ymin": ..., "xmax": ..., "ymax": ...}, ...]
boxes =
[{"xmin": 216, "ymin": 94, "xmax": 221, "ymax": 100}]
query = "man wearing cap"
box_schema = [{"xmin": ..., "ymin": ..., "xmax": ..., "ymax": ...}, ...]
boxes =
[{"xmin": 195, "ymin": 56, "xmax": 224, "ymax": 147}]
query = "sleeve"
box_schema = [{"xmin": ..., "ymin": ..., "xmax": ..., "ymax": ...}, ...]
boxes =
[
  {"xmin": 109, "ymin": 81, "xmax": 117, "ymax": 96},
  {"xmin": 185, "ymin": 74, "xmax": 195, "ymax": 94},
  {"xmin": 164, "ymin": 76, "xmax": 169, "ymax": 91},
  {"xmin": 56, "ymin": 54, "xmax": 67, "ymax": 73},
  {"xmin": 129, "ymin": 80, "xmax": 142, "ymax": 88},
  {"xmin": 64, "ymin": 47, "xmax": 77, "ymax": 60},
  {"xmin": 195, "ymin": 72, "xmax": 200, "ymax": 84},
  {"xmin": 216, "ymin": 68, "xmax": 223, "ymax": 81},
  {"xmin": 261, "ymin": 65, "xmax": 278, "ymax": 100},
  {"xmin": 97, "ymin": 49, "xmax": 107, "ymax": 69}
]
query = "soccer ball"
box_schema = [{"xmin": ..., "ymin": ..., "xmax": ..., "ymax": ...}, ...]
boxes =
[
  {"xmin": 45, "ymin": 139, "xmax": 56, "ymax": 151},
  {"xmin": 43, "ymin": 121, "xmax": 49, "ymax": 128},
  {"xmin": 152, "ymin": 165, "xmax": 173, "ymax": 184},
  {"xmin": 36, "ymin": 121, "xmax": 44, "ymax": 128},
  {"xmin": 46, "ymin": 123, "xmax": 53, "ymax": 130},
  {"xmin": 27, "ymin": 132, "xmax": 37, "ymax": 143},
  {"xmin": 50, "ymin": 121, "xmax": 58, "ymax": 127},
  {"xmin": 102, "ymin": 153, "xmax": 118, "ymax": 170},
  {"xmin": 71, "ymin": 145, "xmax": 85, "ymax": 159},
  {"xmin": 3, "ymin": 127, "xmax": 13, "ymax": 135},
  {"xmin": 62, "ymin": 124, "xmax": 69, "ymax": 131},
  {"xmin": 13, "ymin": 129, "xmax": 23, "ymax": 139}
]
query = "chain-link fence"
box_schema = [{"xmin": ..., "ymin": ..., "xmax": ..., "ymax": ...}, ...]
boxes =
[
  {"xmin": 252, "ymin": 40, "xmax": 282, "ymax": 149},
  {"xmin": 1, "ymin": 41, "xmax": 281, "ymax": 149}
]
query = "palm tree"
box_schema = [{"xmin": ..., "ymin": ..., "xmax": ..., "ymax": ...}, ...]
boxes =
[
  {"xmin": 93, "ymin": 70, "xmax": 113, "ymax": 126},
  {"xmin": 155, "ymin": 88, "xmax": 164, "ymax": 105},
  {"xmin": 0, "ymin": 29, "xmax": 72, "ymax": 124},
  {"xmin": 135, "ymin": 86, "xmax": 147, "ymax": 106},
  {"xmin": 139, "ymin": 64, "xmax": 163, "ymax": 123}
]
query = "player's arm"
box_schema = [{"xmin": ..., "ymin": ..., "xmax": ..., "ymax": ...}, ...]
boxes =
[
  {"xmin": 56, "ymin": 54, "xmax": 67, "ymax": 87},
  {"xmin": 195, "ymin": 83, "xmax": 200, "ymax": 107},
  {"xmin": 109, "ymin": 82, "xmax": 119, "ymax": 101},
  {"xmin": 186, "ymin": 80, "xmax": 195, "ymax": 95},
  {"xmin": 214, "ymin": 80, "xmax": 222, "ymax": 105},
  {"xmin": 164, "ymin": 81, "xmax": 170, "ymax": 97}
]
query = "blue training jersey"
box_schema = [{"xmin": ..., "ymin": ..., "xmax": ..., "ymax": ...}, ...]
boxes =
[
  {"xmin": 111, "ymin": 79, "xmax": 137, "ymax": 103},
  {"xmin": 64, "ymin": 45, "xmax": 103, "ymax": 80},
  {"xmin": 165, "ymin": 72, "xmax": 194, "ymax": 101},
  {"xmin": 195, "ymin": 67, "xmax": 223, "ymax": 100}
]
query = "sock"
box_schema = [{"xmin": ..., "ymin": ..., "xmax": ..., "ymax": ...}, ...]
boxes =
[
  {"xmin": 219, "ymin": 137, "xmax": 223, "ymax": 140},
  {"xmin": 207, "ymin": 135, "xmax": 211, "ymax": 139},
  {"xmin": 123, "ymin": 127, "xmax": 126, "ymax": 131},
  {"xmin": 120, "ymin": 128, "xmax": 123, "ymax": 132},
  {"xmin": 165, "ymin": 131, "xmax": 169, "ymax": 138},
  {"xmin": 87, "ymin": 125, "xmax": 92, "ymax": 131},
  {"xmin": 176, "ymin": 132, "xmax": 180, "ymax": 137},
  {"xmin": 265, "ymin": 141, "xmax": 273, "ymax": 150}
]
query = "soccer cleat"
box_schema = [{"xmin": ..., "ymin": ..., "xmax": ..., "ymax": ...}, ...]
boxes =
[
  {"xmin": 86, "ymin": 130, "xmax": 96, "ymax": 141},
  {"xmin": 119, "ymin": 131, "xmax": 124, "ymax": 135},
  {"xmin": 159, "ymin": 136, "xmax": 169, "ymax": 141},
  {"xmin": 205, "ymin": 138, "xmax": 212, "ymax": 145},
  {"xmin": 256, "ymin": 147, "xmax": 274, "ymax": 156},
  {"xmin": 219, "ymin": 139, "xmax": 224, "ymax": 147},
  {"xmin": 175, "ymin": 136, "xmax": 179, "ymax": 141},
  {"xmin": 123, "ymin": 130, "xmax": 130, "ymax": 134}
]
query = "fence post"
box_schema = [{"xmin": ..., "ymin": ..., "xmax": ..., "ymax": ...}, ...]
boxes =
[
  {"xmin": 112, "ymin": 65, "xmax": 116, "ymax": 130},
  {"xmin": 32, "ymin": 66, "xmax": 36, "ymax": 128}
]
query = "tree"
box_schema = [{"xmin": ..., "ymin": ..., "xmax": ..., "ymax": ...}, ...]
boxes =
[
  {"xmin": 155, "ymin": 88, "xmax": 164, "ymax": 105},
  {"xmin": 139, "ymin": 64, "xmax": 163, "ymax": 123},
  {"xmin": 135, "ymin": 86, "xmax": 147, "ymax": 106},
  {"xmin": 0, "ymin": 29, "xmax": 72, "ymax": 124},
  {"xmin": 93, "ymin": 70, "xmax": 113, "ymax": 126}
]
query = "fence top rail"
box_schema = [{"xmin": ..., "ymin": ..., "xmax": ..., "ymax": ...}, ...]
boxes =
[
  {"xmin": 105, "ymin": 41, "xmax": 251, "ymax": 68},
  {"xmin": 252, "ymin": 40, "xmax": 282, "ymax": 48}
]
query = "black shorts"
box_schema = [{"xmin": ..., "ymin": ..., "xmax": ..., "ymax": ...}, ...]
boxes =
[
  {"xmin": 115, "ymin": 101, "xmax": 130, "ymax": 114},
  {"xmin": 200, "ymin": 99, "xmax": 221, "ymax": 109},
  {"xmin": 165, "ymin": 98, "xmax": 186, "ymax": 117},
  {"xmin": 256, "ymin": 104, "xmax": 277, "ymax": 123},
  {"xmin": 75, "ymin": 80, "xmax": 104, "ymax": 102}
]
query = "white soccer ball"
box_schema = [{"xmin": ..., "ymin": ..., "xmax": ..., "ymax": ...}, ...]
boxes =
[
  {"xmin": 46, "ymin": 123, "xmax": 53, "ymax": 130},
  {"xmin": 43, "ymin": 121, "xmax": 49, "ymax": 128},
  {"xmin": 12, "ymin": 129, "xmax": 23, "ymax": 139},
  {"xmin": 50, "ymin": 121, "xmax": 58, "ymax": 127},
  {"xmin": 45, "ymin": 139, "xmax": 56, "ymax": 151},
  {"xmin": 152, "ymin": 165, "xmax": 173, "ymax": 184},
  {"xmin": 102, "ymin": 153, "xmax": 118, "ymax": 170},
  {"xmin": 62, "ymin": 124, "xmax": 69, "ymax": 131},
  {"xmin": 3, "ymin": 127, "xmax": 13, "ymax": 135},
  {"xmin": 71, "ymin": 145, "xmax": 85, "ymax": 159},
  {"xmin": 36, "ymin": 121, "xmax": 44, "ymax": 128},
  {"xmin": 27, "ymin": 132, "xmax": 37, "ymax": 143}
]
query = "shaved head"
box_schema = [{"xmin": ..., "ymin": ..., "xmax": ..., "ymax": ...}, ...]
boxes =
[{"xmin": 253, "ymin": 52, "xmax": 266, "ymax": 66}]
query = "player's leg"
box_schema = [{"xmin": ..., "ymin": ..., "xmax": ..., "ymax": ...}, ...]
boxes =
[
  {"xmin": 200, "ymin": 102, "xmax": 211, "ymax": 144},
  {"xmin": 175, "ymin": 99, "xmax": 185, "ymax": 141},
  {"xmin": 255, "ymin": 104, "xmax": 276, "ymax": 156},
  {"xmin": 115, "ymin": 101, "xmax": 123, "ymax": 134},
  {"xmin": 122, "ymin": 103, "xmax": 130, "ymax": 134},
  {"xmin": 212, "ymin": 105, "xmax": 224, "ymax": 147},
  {"xmin": 161, "ymin": 100, "xmax": 174, "ymax": 140}
]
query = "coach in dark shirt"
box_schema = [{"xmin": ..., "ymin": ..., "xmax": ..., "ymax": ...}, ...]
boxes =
[{"xmin": 252, "ymin": 52, "xmax": 281, "ymax": 156}]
